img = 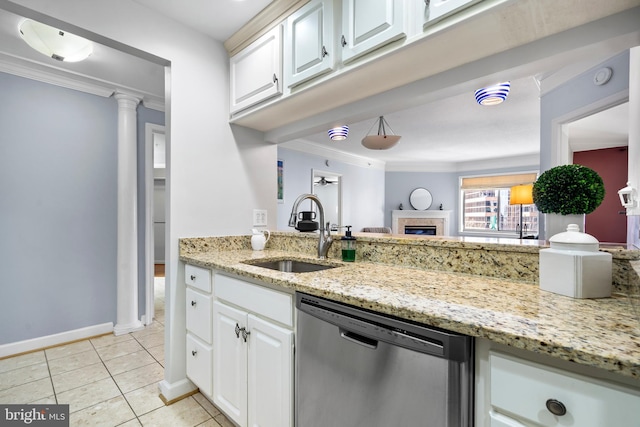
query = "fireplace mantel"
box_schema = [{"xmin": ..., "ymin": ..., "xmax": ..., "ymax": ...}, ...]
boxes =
[{"xmin": 392, "ymin": 210, "xmax": 452, "ymax": 236}]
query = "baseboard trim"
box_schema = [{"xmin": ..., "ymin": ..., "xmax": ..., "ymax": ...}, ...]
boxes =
[
  {"xmin": 0, "ymin": 322, "xmax": 114, "ymax": 359},
  {"xmin": 158, "ymin": 378, "xmax": 198, "ymax": 405}
]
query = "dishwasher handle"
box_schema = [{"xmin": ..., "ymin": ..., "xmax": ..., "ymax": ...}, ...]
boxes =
[{"xmin": 340, "ymin": 328, "xmax": 378, "ymax": 349}]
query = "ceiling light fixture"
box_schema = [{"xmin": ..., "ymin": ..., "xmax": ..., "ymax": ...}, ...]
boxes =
[
  {"xmin": 19, "ymin": 19, "xmax": 93, "ymax": 62},
  {"xmin": 361, "ymin": 116, "xmax": 401, "ymax": 150},
  {"xmin": 474, "ymin": 81, "xmax": 510, "ymax": 106},
  {"xmin": 328, "ymin": 125, "xmax": 349, "ymax": 140}
]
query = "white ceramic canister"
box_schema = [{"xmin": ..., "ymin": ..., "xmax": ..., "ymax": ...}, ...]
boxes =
[
  {"xmin": 251, "ymin": 228, "xmax": 270, "ymax": 251},
  {"xmin": 539, "ymin": 224, "xmax": 612, "ymax": 298}
]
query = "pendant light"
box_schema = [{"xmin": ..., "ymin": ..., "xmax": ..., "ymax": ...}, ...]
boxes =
[
  {"xmin": 19, "ymin": 19, "xmax": 93, "ymax": 62},
  {"xmin": 361, "ymin": 116, "xmax": 401, "ymax": 150}
]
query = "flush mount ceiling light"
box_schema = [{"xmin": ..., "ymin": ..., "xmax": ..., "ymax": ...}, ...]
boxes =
[
  {"xmin": 328, "ymin": 126, "xmax": 349, "ymax": 140},
  {"xmin": 361, "ymin": 116, "xmax": 401, "ymax": 150},
  {"xmin": 19, "ymin": 19, "xmax": 93, "ymax": 62},
  {"xmin": 474, "ymin": 81, "xmax": 510, "ymax": 106}
]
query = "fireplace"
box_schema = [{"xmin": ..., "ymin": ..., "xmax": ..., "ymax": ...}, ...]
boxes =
[
  {"xmin": 391, "ymin": 210, "xmax": 452, "ymax": 236},
  {"xmin": 405, "ymin": 225, "xmax": 437, "ymax": 235}
]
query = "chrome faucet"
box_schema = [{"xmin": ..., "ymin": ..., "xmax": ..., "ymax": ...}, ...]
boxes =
[{"xmin": 288, "ymin": 193, "xmax": 333, "ymax": 259}]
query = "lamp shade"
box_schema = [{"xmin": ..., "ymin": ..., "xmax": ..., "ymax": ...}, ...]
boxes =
[
  {"xmin": 510, "ymin": 184, "xmax": 534, "ymax": 205},
  {"xmin": 361, "ymin": 116, "xmax": 401, "ymax": 150},
  {"xmin": 19, "ymin": 19, "xmax": 93, "ymax": 62},
  {"xmin": 328, "ymin": 126, "xmax": 349, "ymax": 140},
  {"xmin": 475, "ymin": 82, "xmax": 510, "ymax": 106}
]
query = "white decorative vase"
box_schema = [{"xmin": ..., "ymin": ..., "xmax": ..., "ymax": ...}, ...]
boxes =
[{"xmin": 544, "ymin": 213, "xmax": 585, "ymax": 240}]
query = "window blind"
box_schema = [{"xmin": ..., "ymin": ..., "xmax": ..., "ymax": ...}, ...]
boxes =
[{"xmin": 460, "ymin": 173, "xmax": 538, "ymax": 190}]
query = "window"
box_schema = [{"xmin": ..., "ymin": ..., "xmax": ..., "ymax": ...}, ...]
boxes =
[{"xmin": 461, "ymin": 173, "xmax": 539, "ymax": 236}]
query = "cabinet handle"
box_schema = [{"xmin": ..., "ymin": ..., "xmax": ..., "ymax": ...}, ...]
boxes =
[
  {"xmin": 241, "ymin": 327, "xmax": 251, "ymax": 343},
  {"xmin": 321, "ymin": 46, "xmax": 328, "ymax": 57},
  {"xmin": 190, "ymin": 275, "xmax": 196, "ymax": 281},
  {"xmin": 273, "ymin": 73, "xmax": 278, "ymax": 84},
  {"xmin": 341, "ymin": 35, "xmax": 347, "ymax": 47},
  {"xmin": 192, "ymin": 350, "xmax": 197, "ymax": 356},
  {"xmin": 235, "ymin": 323, "xmax": 241, "ymax": 338},
  {"xmin": 191, "ymin": 300, "xmax": 196, "ymax": 307},
  {"xmin": 545, "ymin": 399, "xmax": 567, "ymax": 416}
]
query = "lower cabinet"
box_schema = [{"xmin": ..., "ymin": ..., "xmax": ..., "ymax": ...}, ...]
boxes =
[
  {"xmin": 212, "ymin": 274, "xmax": 294, "ymax": 427},
  {"xmin": 489, "ymin": 352, "xmax": 640, "ymax": 427},
  {"xmin": 185, "ymin": 265, "xmax": 213, "ymax": 398},
  {"xmin": 186, "ymin": 334, "xmax": 212, "ymax": 397}
]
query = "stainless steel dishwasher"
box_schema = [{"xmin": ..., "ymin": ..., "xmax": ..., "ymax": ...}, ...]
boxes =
[{"xmin": 295, "ymin": 292, "xmax": 474, "ymax": 427}]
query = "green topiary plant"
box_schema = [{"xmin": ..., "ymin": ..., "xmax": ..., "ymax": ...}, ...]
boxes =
[{"xmin": 533, "ymin": 164, "xmax": 605, "ymax": 215}]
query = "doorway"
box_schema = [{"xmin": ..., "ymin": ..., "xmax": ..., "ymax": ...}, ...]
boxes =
[
  {"xmin": 574, "ymin": 147, "xmax": 628, "ymax": 244},
  {"xmin": 145, "ymin": 123, "xmax": 166, "ymax": 325},
  {"xmin": 312, "ymin": 170, "xmax": 342, "ymax": 230}
]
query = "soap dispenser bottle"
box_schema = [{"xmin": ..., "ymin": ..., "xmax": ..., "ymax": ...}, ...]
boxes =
[{"xmin": 341, "ymin": 226, "xmax": 356, "ymax": 262}]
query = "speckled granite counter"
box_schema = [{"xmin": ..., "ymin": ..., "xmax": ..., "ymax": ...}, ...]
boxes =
[{"xmin": 180, "ymin": 232, "xmax": 640, "ymax": 382}]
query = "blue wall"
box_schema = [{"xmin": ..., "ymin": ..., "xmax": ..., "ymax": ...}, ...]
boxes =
[
  {"xmin": 0, "ymin": 72, "xmax": 164, "ymax": 344},
  {"xmin": 276, "ymin": 148, "xmax": 386, "ymax": 232},
  {"xmin": 385, "ymin": 165, "xmax": 539, "ymax": 235}
]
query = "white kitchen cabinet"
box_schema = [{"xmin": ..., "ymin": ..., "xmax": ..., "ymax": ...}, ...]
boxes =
[
  {"xmin": 489, "ymin": 352, "xmax": 640, "ymax": 427},
  {"xmin": 213, "ymin": 274, "xmax": 294, "ymax": 427},
  {"xmin": 419, "ymin": 0, "xmax": 483, "ymax": 29},
  {"xmin": 283, "ymin": 0, "xmax": 335, "ymax": 88},
  {"xmin": 184, "ymin": 264, "xmax": 213, "ymax": 398},
  {"xmin": 186, "ymin": 334, "xmax": 212, "ymax": 397},
  {"xmin": 230, "ymin": 25, "xmax": 282, "ymax": 114},
  {"xmin": 340, "ymin": 0, "xmax": 406, "ymax": 64},
  {"xmin": 212, "ymin": 301, "xmax": 247, "ymax": 424}
]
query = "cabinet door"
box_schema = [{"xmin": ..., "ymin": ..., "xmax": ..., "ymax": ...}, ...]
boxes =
[
  {"xmin": 247, "ymin": 314, "xmax": 294, "ymax": 427},
  {"xmin": 230, "ymin": 25, "xmax": 282, "ymax": 114},
  {"xmin": 341, "ymin": 0, "xmax": 405, "ymax": 64},
  {"xmin": 186, "ymin": 334, "xmax": 212, "ymax": 397},
  {"xmin": 213, "ymin": 301, "xmax": 248, "ymax": 427},
  {"xmin": 423, "ymin": 0, "xmax": 482, "ymax": 27},
  {"xmin": 284, "ymin": 0, "xmax": 334, "ymax": 88}
]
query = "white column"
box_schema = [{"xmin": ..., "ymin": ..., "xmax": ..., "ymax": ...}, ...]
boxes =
[{"xmin": 114, "ymin": 92, "xmax": 144, "ymax": 335}]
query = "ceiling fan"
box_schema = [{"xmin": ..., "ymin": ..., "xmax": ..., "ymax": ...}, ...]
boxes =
[{"xmin": 314, "ymin": 176, "xmax": 338, "ymax": 186}]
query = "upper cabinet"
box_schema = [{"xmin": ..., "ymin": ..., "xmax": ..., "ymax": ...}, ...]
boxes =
[
  {"xmin": 229, "ymin": 25, "xmax": 282, "ymax": 114},
  {"xmin": 228, "ymin": 0, "xmax": 492, "ymax": 120},
  {"xmin": 340, "ymin": 0, "xmax": 406, "ymax": 64},
  {"xmin": 420, "ymin": 0, "xmax": 483, "ymax": 28},
  {"xmin": 284, "ymin": 0, "xmax": 335, "ymax": 89}
]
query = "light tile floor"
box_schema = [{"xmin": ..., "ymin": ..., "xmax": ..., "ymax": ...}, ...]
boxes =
[{"xmin": 0, "ymin": 278, "xmax": 234, "ymax": 427}]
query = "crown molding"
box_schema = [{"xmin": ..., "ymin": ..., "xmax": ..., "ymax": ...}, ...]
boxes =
[
  {"xmin": 385, "ymin": 153, "xmax": 540, "ymax": 173},
  {"xmin": 0, "ymin": 52, "xmax": 165, "ymax": 111},
  {"xmin": 224, "ymin": 0, "xmax": 309, "ymax": 57}
]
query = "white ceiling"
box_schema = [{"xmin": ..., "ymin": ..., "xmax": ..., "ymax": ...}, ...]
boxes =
[
  {"xmin": 131, "ymin": 0, "xmax": 273, "ymax": 42},
  {"xmin": 0, "ymin": 1, "xmax": 630, "ymax": 169}
]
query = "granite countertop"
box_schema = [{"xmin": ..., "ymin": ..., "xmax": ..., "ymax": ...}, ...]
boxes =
[{"xmin": 180, "ymin": 235, "xmax": 640, "ymax": 383}]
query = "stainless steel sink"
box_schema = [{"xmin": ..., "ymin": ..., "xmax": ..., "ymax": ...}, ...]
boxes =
[{"xmin": 243, "ymin": 259, "xmax": 339, "ymax": 273}]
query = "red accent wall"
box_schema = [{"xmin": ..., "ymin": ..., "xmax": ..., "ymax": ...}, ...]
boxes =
[{"xmin": 573, "ymin": 147, "xmax": 628, "ymax": 244}]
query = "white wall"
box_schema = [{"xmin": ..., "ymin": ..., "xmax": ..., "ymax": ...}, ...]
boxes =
[{"xmin": 10, "ymin": 0, "xmax": 277, "ymax": 400}]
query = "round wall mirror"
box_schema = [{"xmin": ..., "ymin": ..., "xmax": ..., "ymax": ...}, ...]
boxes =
[{"xmin": 409, "ymin": 188, "xmax": 433, "ymax": 210}]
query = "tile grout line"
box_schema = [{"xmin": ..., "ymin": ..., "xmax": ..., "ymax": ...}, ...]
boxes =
[
  {"xmin": 89, "ymin": 334, "xmax": 143, "ymax": 426},
  {"xmin": 42, "ymin": 350, "xmax": 58, "ymax": 405}
]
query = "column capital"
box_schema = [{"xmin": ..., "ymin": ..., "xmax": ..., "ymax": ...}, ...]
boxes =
[{"xmin": 114, "ymin": 91, "xmax": 142, "ymax": 106}]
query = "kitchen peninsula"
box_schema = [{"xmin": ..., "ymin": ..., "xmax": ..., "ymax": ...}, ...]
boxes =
[
  {"xmin": 180, "ymin": 231, "xmax": 640, "ymax": 425},
  {"xmin": 181, "ymin": 232, "xmax": 640, "ymax": 378}
]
